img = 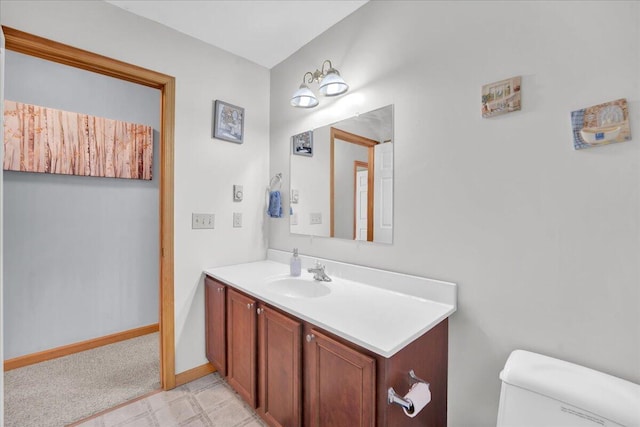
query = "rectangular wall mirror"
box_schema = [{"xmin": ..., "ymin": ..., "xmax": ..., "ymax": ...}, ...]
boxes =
[{"xmin": 290, "ymin": 104, "xmax": 393, "ymax": 244}]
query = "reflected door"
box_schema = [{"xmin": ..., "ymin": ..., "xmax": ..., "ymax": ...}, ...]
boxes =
[
  {"xmin": 355, "ymin": 167, "xmax": 368, "ymax": 240},
  {"xmin": 374, "ymin": 143, "xmax": 393, "ymax": 244}
]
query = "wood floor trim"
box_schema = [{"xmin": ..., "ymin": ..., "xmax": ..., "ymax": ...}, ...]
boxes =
[
  {"xmin": 4, "ymin": 323, "xmax": 159, "ymax": 371},
  {"xmin": 175, "ymin": 363, "xmax": 216, "ymax": 387}
]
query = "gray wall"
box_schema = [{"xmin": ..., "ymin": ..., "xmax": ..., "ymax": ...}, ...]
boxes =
[
  {"xmin": 1, "ymin": 0, "xmax": 271, "ymax": 374},
  {"xmin": 3, "ymin": 51, "xmax": 160, "ymax": 358},
  {"xmin": 270, "ymin": 2, "xmax": 640, "ymax": 426}
]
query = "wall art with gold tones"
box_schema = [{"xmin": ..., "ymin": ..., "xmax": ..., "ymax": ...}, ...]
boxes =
[
  {"xmin": 3, "ymin": 100, "xmax": 153, "ymax": 180},
  {"xmin": 570, "ymin": 98, "xmax": 631, "ymax": 150},
  {"xmin": 482, "ymin": 76, "xmax": 521, "ymax": 118}
]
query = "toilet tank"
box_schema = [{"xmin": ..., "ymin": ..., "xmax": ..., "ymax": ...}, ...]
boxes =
[{"xmin": 496, "ymin": 350, "xmax": 640, "ymax": 427}]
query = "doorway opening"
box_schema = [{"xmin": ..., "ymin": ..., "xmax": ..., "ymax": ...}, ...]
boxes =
[
  {"xmin": 1, "ymin": 26, "xmax": 176, "ymax": 389},
  {"xmin": 330, "ymin": 127, "xmax": 378, "ymax": 242}
]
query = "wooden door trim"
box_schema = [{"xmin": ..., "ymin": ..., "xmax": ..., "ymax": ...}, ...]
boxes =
[
  {"xmin": 2, "ymin": 26, "xmax": 176, "ymax": 389},
  {"xmin": 330, "ymin": 127, "xmax": 377, "ymax": 240}
]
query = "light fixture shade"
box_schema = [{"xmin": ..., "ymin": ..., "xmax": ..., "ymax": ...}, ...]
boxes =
[
  {"xmin": 318, "ymin": 70, "xmax": 349, "ymax": 97},
  {"xmin": 290, "ymin": 84, "xmax": 319, "ymax": 108}
]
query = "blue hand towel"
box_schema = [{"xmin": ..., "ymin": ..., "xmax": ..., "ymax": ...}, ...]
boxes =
[{"xmin": 268, "ymin": 191, "xmax": 283, "ymax": 218}]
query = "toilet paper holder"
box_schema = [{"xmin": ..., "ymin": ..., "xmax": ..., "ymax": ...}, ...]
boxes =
[{"xmin": 387, "ymin": 369, "xmax": 429, "ymax": 415}]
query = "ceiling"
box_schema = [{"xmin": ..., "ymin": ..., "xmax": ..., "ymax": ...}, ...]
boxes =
[{"xmin": 105, "ymin": 0, "xmax": 368, "ymax": 69}]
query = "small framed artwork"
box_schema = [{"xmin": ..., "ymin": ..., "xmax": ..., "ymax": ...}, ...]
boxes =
[
  {"xmin": 482, "ymin": 76, "xmax": 522, "ymax": 118},
  {"xmin": 213, "ymin": 100, "xmax": 244, "ymax": 143},
  {"xmin": 571, "ymin": 98, "xmax": 631, "ymax": 150},
  {"xmin": 292, "ymin": 130, "xmax": 313, "ymax": 157}
]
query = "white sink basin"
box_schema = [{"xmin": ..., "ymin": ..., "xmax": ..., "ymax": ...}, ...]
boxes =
[{"xmin": 267, "ymin": 277, "xmax": 331, "ymax": 298}]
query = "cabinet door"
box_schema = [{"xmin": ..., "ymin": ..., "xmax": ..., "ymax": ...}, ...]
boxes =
[
  {"xmin": 204, "ymin": 276, "xmax": 226, "ymax": 376},
  {"xmin": 306, "ymin": 328, "xmax": 376, "ymax": 427},
  {"xmin": 258, "ymin": 305, "xmax": 301, "ymax": 427},
  {"xmin": 227, "ymin": 288, "xmax": 257, "ymax": 407}
]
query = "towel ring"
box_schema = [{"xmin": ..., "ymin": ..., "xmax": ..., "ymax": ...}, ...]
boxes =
[{"xmin": 269, "ymin": 173, "xmax": 283, "ymax": 191}]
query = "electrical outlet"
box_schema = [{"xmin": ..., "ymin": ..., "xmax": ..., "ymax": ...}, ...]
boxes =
[
  {"xmin": 310, "ymin": 212, "xmax": 322, "ymax": 225},
  {"xmin": 233, "ymin": 212, "xmax": 242, "ymax": 228},
  {"xmin": 192, "ymin": 213, "xmax": 215, "ymax": 229}
]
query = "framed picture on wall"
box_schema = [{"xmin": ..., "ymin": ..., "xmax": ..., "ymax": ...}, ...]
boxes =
[
  {"xmin": 570, "ymin": 98, "xmax": 631, "ymax": 150},
  {"xmin": 481, "ymin": 76, "xmax": 521, "ymax": 118},
  {"xmin": 292, "ymin": 130, "xmax": 313, "ymax": 157},
  {"xmin": 213, "ymin": 100, "xmax": 244, "ymax": 143}
]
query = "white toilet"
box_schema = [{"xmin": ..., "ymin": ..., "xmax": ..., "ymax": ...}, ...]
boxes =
[{"xmin": 497, "ymin": 350, "xmax": 640, "ymax": 427}]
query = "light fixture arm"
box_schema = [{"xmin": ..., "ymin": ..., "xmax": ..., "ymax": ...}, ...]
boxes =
[
  {"xmin": 320, "ymin": 59, "xmax": 334, "ymax": 75},
  {"xmin": 291, "ymin": 59, "xmax": 348, "ymax": 108},
  {"xmin": 302, "ymin": 71, "xmax": 315, "ymax": 85},
  {"xmin": 302, "ymin": 60, "xmax": 335, "ymax": 85}
]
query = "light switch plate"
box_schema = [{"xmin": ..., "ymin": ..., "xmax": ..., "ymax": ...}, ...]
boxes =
[
  {"xmin": 291, "ymin": 189, "xmax": 299, "ymax": 204},
  {"xmin": 192, "ymin": 213, "xmax": 215, "ymax": 229},
  {"xmin": 233, "ymin": 185, "xmax": 243, "ymax": 202}
]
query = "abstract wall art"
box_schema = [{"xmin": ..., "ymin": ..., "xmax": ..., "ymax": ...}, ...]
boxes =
[
  {"xmin": 482, "ymin": 76, "xmax": 521, "ymax": 118},
  {"xmin": 570, "ymin": 98, "xmax": 631, "ymax": 150},
  {"xmin": 3, "ymin": 100, "xmax": 153, "ymax": 180}
]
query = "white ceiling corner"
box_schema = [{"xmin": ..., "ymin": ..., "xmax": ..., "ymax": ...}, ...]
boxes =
[{"xmin": 104, "ymin": 0, "xmax": 369, "ymax": 69}]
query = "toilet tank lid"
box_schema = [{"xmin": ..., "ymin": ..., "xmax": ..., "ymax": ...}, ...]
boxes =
[{"xmin": 500, "ymin": 350, "xmax": 640, "ymax": 427}]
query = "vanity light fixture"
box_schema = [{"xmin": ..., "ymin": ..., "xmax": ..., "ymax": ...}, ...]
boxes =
[{"xmin": 290, "ymin": 60, "xmax": 349, "ymax": 108}]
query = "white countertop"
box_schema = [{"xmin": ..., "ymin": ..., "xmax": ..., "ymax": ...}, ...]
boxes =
[{"xmin": 204, "ymin": 250, "xmax": 457, "ymax": 358}]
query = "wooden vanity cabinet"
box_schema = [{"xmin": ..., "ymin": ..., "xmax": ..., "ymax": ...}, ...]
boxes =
[
  {"xmin": 205, "ymin": 276, "xmax": 449, "ymax": 427},
  {"xmin": 226, "ymin": 288, "xmax": 258, "ymax": 407},
  {"xmin": 377, "ymin": 318, "xmax": 448, "ymax": 427},
  {"xmin": 304, "ymin": 326, "xmax": 376, "ymax": 427},
  {"xmin": 258, "ymin": 304, "xmax": 302, "ymax": 427},
  {"xmin": 225, "ymin": 287, "xmax": 304, "ymax": 426},
  {"xmin": 204, "ymin": 276, "xmax": 226, "ymax": 376},
  {"xmin": 304, "ymin": 320, "xmax": 448, "ymax": 427}
]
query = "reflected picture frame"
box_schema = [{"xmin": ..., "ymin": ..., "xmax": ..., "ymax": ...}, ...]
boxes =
[
  {"xmin": 292, "ymin": 130, "xmax": 313, "ymax": 157},
  {"xmin": 213, "ymin": 100, "xmax": 244, "ymax": 144}
]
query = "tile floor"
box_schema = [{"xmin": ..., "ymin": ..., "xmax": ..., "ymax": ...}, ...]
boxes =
[{"xmin": 75, "ymin": 373, "xmax": 267, "ymax": 427}]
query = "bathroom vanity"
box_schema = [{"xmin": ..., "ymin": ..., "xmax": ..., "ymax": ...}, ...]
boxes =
[{"xmin": 204, "ymin": 250, "xmax": 456, "ymax": 427}]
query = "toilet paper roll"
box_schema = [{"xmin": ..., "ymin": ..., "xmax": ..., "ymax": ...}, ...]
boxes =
[{"xmin": 403, "ymin": 382, "xmax": 431, "ymax": 418}]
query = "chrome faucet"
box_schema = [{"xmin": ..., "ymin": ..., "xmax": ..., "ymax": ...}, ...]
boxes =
[{"xmin": 308, "ymin": 261, "xmax": 332, "ymax": 282}]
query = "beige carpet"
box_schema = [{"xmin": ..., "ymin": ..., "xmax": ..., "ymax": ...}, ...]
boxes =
[{"xmin": 4, "ymin": 332, "xmax": 160, "ymax": 427}]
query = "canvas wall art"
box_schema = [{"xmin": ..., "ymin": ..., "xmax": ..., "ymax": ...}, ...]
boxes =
[
  {"xmin": 570, "ymin": 98, "xmax": 631, "ymax": 150},
  {"xmin": 3, "ymin": 100, "xmax": 153, "ymax": 180},
  {"xmin": 482, "ymin": 76, "xmax": 521, "ymax": 118}
]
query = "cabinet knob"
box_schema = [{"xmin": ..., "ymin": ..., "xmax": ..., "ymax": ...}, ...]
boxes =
[
  {"xmin": 306, "ymin": 334, "xmax": 315, "ymax": 343},
  {"xmin": 257, "ymin": 307, "xmax": 263, "ymax": 315},
  {"xmin": 217, "ymin": 287, "xmax": 224, "ymax": 293},
  {"xmin": 247, "ymin": 303, "xmax": 253, "ymax": 309}
]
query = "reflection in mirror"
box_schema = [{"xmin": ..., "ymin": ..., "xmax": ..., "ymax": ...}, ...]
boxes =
[{"xmin": 290, "ymin": 105, "xmax": 393, "ymax": 243}]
